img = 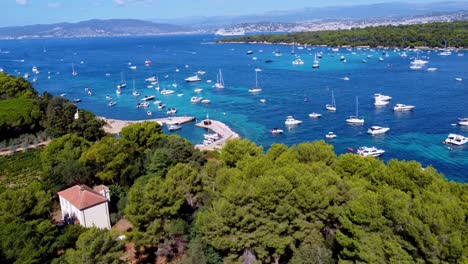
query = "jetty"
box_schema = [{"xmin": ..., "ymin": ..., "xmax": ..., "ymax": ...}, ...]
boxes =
[
  {"xmin": 195, "ymin": 119, "xmax": 240, "ymax": 151},
  {"xmin": 99, "ymin": 116, "xmax": 196, "ymax": 134}
]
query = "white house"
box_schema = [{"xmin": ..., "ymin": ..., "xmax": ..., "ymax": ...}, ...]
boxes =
[{"xmin": 57, "ymin": 184, "xmax": 111, "ymax": 229}]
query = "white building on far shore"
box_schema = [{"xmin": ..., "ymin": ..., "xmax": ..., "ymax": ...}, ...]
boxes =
[{"xmin": 57, "ymin": 184, "xmax": 111, "ymax": 230}]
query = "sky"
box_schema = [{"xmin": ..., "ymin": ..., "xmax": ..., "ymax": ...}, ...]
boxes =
[{"xmin": 2, "ymin": 0, "xmax": 466, "ymax": 27}]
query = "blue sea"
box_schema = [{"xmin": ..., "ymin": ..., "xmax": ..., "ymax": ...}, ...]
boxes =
[{"xmin": 0, "ymin": 35, "xmax": 467, "ymax": 182}]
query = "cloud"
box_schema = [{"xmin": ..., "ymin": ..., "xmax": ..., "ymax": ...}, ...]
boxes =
[
  {"xmin": 16, "ymin": 0, "xmax": 28, "ymax": 5},
  {"xmin": 48, "ymin": 2, "xmax": 63, "ymax": 8},
  {"xmin": 114, "ymin": 0, "xmax": 125, "ymax": 5}
]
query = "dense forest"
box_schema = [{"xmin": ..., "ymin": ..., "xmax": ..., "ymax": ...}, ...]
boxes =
[
  {"xmin": 0, "ymin": 73, "xmax": 467, "ymax": 263},
  {"xmin": 220, "ymin": 21, "xmax": 468, "ymax": 48}
]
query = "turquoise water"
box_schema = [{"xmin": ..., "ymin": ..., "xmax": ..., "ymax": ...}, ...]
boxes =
[{"xmin": 0, "ymin": 35, "xmax": 467, "ymax": 182}]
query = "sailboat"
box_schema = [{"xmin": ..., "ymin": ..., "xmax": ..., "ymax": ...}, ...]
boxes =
[
  {"xmin": 71, "ymin": 63, "xmax": 77, "ymax": 76},
  {"xmin": 214, "ymin": 69, "xmax": 224, "ymax": 89},
  {"xmin": 346, "ymin": 96, "xmax": 364, "ymax": 124},
  {"xmin": 132, "ymin": 79, "xmax": 140, "ymax": 96},
  {"xmin": 248, "ymin": 69, "xmax": 262, "ymax": 93},
  {"xmin": 312, "ymin": 53, "xmax": 320, "ymax": 68},
  {"xmin": 326, "ymin": 90, "xmax": 336, "ymax": 112},
  {"xmin": 291, "ymin": 42, "xmax": 295, "ymax": 54},
  {"xmin": 118, "ymin": 72, "xmax": 127, "ymax": 88}
]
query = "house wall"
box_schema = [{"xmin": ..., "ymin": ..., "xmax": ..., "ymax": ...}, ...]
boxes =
[
  {"xmin": 82, "ymin": 202, "xmax": 111, "ymax": 229},
  {"xmin": 58, "ymin": 195, "xmax": 85, "ymax": 225}
]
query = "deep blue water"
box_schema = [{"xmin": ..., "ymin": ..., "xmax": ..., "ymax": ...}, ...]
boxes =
[{"xmin": 0, "ymin": 35, "xmax": 467, "ymax": 182}]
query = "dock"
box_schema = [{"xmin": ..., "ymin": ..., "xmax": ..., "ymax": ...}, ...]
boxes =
[
  {"xmin": 195, "ymin": 119, "xmax": 240, "ymax": 151},
  {"xmin": 99, "ymin": 116, "xmax": 196, "ymax": 134}
]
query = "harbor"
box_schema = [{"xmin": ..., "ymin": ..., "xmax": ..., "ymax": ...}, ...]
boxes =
[{"xmin": 195, "ymin": 119, "xmax": 240, "ymax": 151}]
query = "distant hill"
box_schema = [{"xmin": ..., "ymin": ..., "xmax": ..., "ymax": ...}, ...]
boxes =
[
  {"xmin": 152, "ymin": 1, "xmax": 468, "ymax": 27},
  {"xmin": 0, "ymin": 19, "xmax": 193, "ymax": 39}
]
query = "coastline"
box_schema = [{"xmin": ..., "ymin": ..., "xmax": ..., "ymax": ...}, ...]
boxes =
[
  {"xmin": 99, "ymin": 116, "xmax": 240, "ymax": 151},
  {"xmin": 98, "ymin": 116, "xmax": 196, "ymax": 134}
]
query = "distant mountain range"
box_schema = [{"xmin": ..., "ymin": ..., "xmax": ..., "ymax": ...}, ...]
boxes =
[
  {"xmin": 152, "ymin": 1, "xmax": 468, "ymax": 27},
  {"xmin": 0, "ymin": 19, "xmax": 192, "ymax": 39},
  {"xmin": 0, "ymin": 1, "xmax": 466, "ymax": 39}
]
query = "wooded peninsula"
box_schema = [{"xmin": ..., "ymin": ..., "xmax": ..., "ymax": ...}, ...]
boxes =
[{"xmin": 219, "ymin": 21, "xmax": 468, "ymax": 48}]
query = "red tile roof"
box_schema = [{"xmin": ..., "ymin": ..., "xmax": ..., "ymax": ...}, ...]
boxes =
[{"xmin": 58, "ymin": 185, "xmax": 108, "ymax": 210}]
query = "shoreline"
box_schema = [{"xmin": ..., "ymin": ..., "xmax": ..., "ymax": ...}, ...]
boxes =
[
  {"xmin": 217, "ymin": 41, "xmax": 467, "ymax": 51},
  {"xmin": 98, "ymin": 116, "xmax": 196, "ymax": 134}
]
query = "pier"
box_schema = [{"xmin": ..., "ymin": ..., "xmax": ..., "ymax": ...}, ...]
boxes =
[
  {"xmin": 195, "ymin": 119, "xmax": 240, "ymax": 151},
  {"xmin": 99, "ymin": 116, "xmax": 196, "ymax": 134}
]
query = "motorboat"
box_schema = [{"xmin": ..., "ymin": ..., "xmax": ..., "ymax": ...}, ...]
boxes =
[
  {"xmin": 108, "ymin": 101, "xmax": 116, "ymax": 107},
  {"xmin": 168, "ymin": 124, "xmax": 182, "ymax": 131},
  {"xmin": 167, "ymin": 107, "xmax": 177, "ymax": 115},
  {"xmin": 285, "ymin": 116, "xmax": 302, "ymax": 126},
  {"xmin": 190, "ymin": 96, "xmax": 202, "ymax": 103},
  {"xmin": 115, "ymin": 88, "xmax": 121, "ymax": 94},
  {"xmin": 458, "ymin": 118, "xmax": 468, "ymax": 126},
  {"xmin": 201, "ymin": 99, "xmax": 211, "ymax": 104},
  {"xmin": 141, "ymin": 95, "xmax": 155, "ymax": 101},
  {"xmin": 346, "ymin": 96, "xmax": 364, "ymax": 124},
  {"xmin": 427, "ymin": 67, "xmax": 437, "ymax": 72},
  {"xmin": 177, "ymin": 93, "xmax": 184, "ymax": 97},
  {"xmin": 410, "ymin": 65, "xmax": 422, "ymax": 70},
  {"xmin": 132, "ymin": 91, "xmax": 140, "ymax": 96},
  {"xmin": 246, "ymin": 50, "xmax": 253, "ymax": 54},
  {"xmin": 197, "ymin": 70, "xmax": 206, "ymax": 75},
  {"xmin": 270, "ymin": 128, "xmax": 283, "ymax": 134},
  {"xmin": 146, "ymin": 111, "xmax": 152, "ymax": 116},
  {"xmin": 73, "ymin": 98, "xmax": 81, "ymax": 103},
  {"xmin": 145, "ymin": 76, "xmax": 156, "ymax": 82},
  {"xmin": 137, "ymin": 102, "xmax": 150, "ymax": 108},
  {"xmin": 194, "ymin": 88, "xmax": 203, "ymax": 93},
  {"xmin": 160, "ymin": 89, "xmax": 175, "ymax": 95},
  {"xmin": 157, "ymin": 103, "xmax": 166, "ymax": 109},
  {"xmin": 325, "ymin": 132, "xmax": 336, "ymax": 139},
  {"xmin": 343, "ymin": 76, "xmax": 350, "ymax": 81},
  {"xmin": 204, "ymin": 133, "xmax": 220, "ymax": 141},
  {"xmin": 292, "ymin": 58, "xmax": 304, "ymax": 65},
  {"xmin": 393, "ymin": 104, "xmax": 415, "ymax": 111},
  {"xmin": 185, "ymin": 75, "xmax": 201, "ymax": 82},
  {"xmin": 105, "ymin": 95, "xmax": 112, "ymax": 100},
  {"xmin": 309, "ymin": 112, "xmax": 322, "ymax": 118},
  {"xmin": 248, "ymin": 88, "xmax": 262, "ymax": 93},
  {"xmin": 367, "ymin": 126, "xmax": 390, "ymax": 135},
  {"xmin": 444, "ymin": 134, "xmax": 468, "ymax": 146},
  {"xmin": 340, "ymin": 55, "xmax": 345, "ymax": 61},
  {"xmin": 144, "ymin": 60, "xmax": 152, "ymax": 66},
  {"xmin": 455, "ymin": 77, "xmax": 463, "ymax": 82},
  {"xmin": 260, "ymin": 98, "xmax": 266, "ymax": 103},
  {"xmin": 357, "ymin": 146, "xmax": 385, "ymax": 157},
  {"xmin": 374, "ymin": 93, "xmax": 392, "ymax": 101}
]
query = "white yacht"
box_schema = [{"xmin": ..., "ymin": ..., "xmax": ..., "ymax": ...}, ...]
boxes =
[
  {"xmin": 194, "ymin": 88, "xmax": 203, "ymax": 93},
  {"xmin": 455, "ymin": 77, "xmax": 463, "ymax": 82},
  {"xmin": 427, "ymin": 67, "xmax": 438, "ymax": 72},
  {"xmin": 137, "ymin": 102, "xmax": 150, "ymax": 108},
  {"xmin": 367, "ymin": 126, "xmax": 390, "ymax": 135},
  {"xmin": 132, "ymin": 91, "xmax": 140, "ymax": 96},
  {"xmin": 141, "ymin": 95, "xmax": 155, "ymax": 101},
  {"xmin": 357, "ymin": 146, "xmax": 385, "ymax": 157},
  {"xmin": 325, "ymin": 132, "xmax": 337, "ymax": 139},
  {"xmin": 145, "ymin": 76, "xmax": 156, "ymax": 82},
  {"xmin": 168, "ymin": 124, "xmax": 182, "ymax": 131},
  {"xmin": 166, "ymin": 107, "xmax": 177, "ymax": 115},
  {"xmin": 374, "ymin": 93, "xmax": 392, "ymax": 101},
  {"xmin": 346, "ymin": 96, "xmax": 364, "ymax": 125},
  {"xmin": 458, "ymin": 118, "xmax": 468, "ymax": 126},
  {"xmin": 108, "ymin": 101, "xmax": 116, "ymax": 107},
  {"xmin": 292, "ymin": 57, "xmax": 304, "ymax": 65},
  {"xmin": 285, "ymin": 116, "xmax": 302, "ymax": 126},
  {"xmin": 309, "ymin": 113, "xmax": 322, "ymax": 118},
  {"xmin": 190, "ymin": 96, "xmax": 203, "ymax": 103},
  {"xmin": 270, "ymin": 128, "xmax": 284, "ymax": 135},
  {"xmin": 393, "ymin": 104, "xmax": 415, "ymax": 111},
  {"xmin": 185, "ymin": 75, "xmax": 201, "ymax": 82},
  {"xmin": 201, "ymin": 99, "xmax": 211, "ymax": 104},
  {"xmin": 374, "ymin": 99, "xmax": 390, "ymax": 106},
  {"xmin": 160, "ymin": 89, "xmax": 175, "ymax": 95},
  {"xmin": 444, "ymin": 134, "xmax": 468, "ymax": 146}
]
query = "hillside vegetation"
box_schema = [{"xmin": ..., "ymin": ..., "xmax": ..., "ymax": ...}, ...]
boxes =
[{"xmin": 220, "ymin": 21, "xmax": 468, "ymax": 48}]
